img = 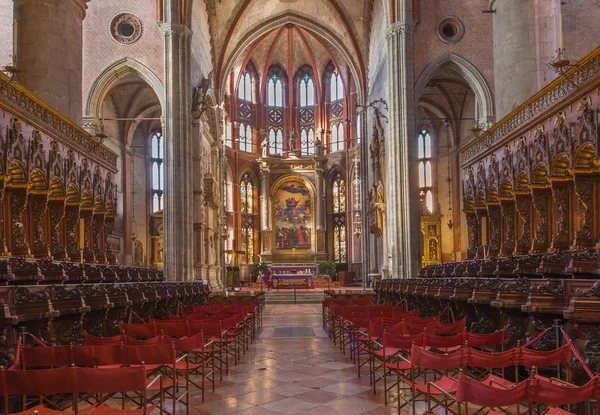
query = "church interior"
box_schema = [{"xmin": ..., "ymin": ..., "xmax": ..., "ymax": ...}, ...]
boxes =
[{"xmin": 0, "ymin": 0, "xmax": 600, "ymax": 414}]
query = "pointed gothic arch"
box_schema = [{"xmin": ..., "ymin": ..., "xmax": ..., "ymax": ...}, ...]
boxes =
[
  {"xmin": 85, "ymin": 57, "xmax": 165, "ymax": 119},
  {"xmin": 414, "ymin": 53, "xmax": 495, "ymax": 124}
]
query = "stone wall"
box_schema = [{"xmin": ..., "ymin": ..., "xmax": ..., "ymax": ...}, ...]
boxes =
[
  {"xmin": 82, "ymin": 0, "xmax": 165, "ymax": 111},
  {"xmin": 413, "ymin": 0, "xmax": 495, "ymax": 98}
]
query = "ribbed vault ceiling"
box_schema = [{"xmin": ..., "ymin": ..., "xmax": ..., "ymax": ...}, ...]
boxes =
[{"xmin": 205, "ymin": 0, "xmax": 372, "ymax": 95}]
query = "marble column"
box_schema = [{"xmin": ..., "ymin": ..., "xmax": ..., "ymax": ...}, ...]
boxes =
[
  {"xmin": 161, "ymin": 6, "xmax": 194, "ymax": 281},
  {"xmin": 385, "ymin": 22, "xmax": 420, "ymax": 278},
  {"xmin": 15, "ymin": 0, "xmax": 88, "ymax": 125}
]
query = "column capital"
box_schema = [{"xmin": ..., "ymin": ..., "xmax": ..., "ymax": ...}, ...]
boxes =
[
  {"xmin": 385, "ymin": 21, "xmax": 415, "ymax": 40},
  {"xmin": 160, "ymin": 22, "xmax": 193, "ymax": 38}
]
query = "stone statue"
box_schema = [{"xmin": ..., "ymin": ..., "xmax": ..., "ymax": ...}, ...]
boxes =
[
  {"xmin": 314, "ymin": 137, "xmax": 323, "ymax": 156},
  {"xmin": 134, "ymin": 241, "xmax": 143, "ymax": 266},
  {"xmin": 288, "ymin": 135, "xmax": 295, "ymax": 153},
  {"xmin": 261, "ymin": 137, "xmax": 269, "ymax": 157}
]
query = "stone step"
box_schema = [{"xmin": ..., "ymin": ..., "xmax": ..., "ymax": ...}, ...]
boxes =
[{"xmin": 264, "ymin": 290, "xmax": 325, "ymax": 304}]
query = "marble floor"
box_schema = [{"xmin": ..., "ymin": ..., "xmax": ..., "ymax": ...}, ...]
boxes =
[{"xmin": 192, "ymin": 303, "xmax": 423, "ymax": 415}]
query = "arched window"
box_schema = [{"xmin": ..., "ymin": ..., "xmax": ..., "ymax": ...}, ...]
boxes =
[
  {"xmin": 268, "ymin": 128, "xmax": 283, "ymax": 154},
  {"xmin": 356, "ymin": 112, "xmax": 362, "ymax": 145},
  {"xmin": 299, "ymin": 74, "xmax": 315, "ymax": 108},
  {"xmin": 238, "ymin": 71, "xmax": 253, "ymax": 102},
  {"xmin": 267, "ymin": 74, "xmax": 283, "ymax": 107},
  {"xmin": 240, "ymin": 174, "xmax": 254, "ymax": 215},
  {"xmin": 239, "ymin": 123, "xmax": 252, "ymax": 153},
  {"xmin": 332, "ymin": 173, "xmax": 347, "ymax": 263},
  {"xmin": 150, "ymin": 132, "xmax": 164, "ymax": 212},
  {"xmin": 418, "ymin": 129, "xmax": 434, "ymax": 213},
  {"xmin": 300, "ymin": 127, "xmax": 315, "ymax": 156},
  {"xmin": 331, "ymin": 123, "xmax": 345, "ymax": 152},
  {"xmin": 330, "ymin": 71, "xmax": 344, "ymax": 101},
  {"xmin": 240, "ymin": 173, "xmax": 255, "ymax": 264}
]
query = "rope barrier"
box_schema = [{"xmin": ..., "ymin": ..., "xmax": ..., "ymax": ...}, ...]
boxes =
[
  {"xmin": 8, "ymin": 338, "xmax": 21, "ymax": 370},
  {"xmin": 521, "ymin": 328, "xmax": 550, "ymax": 349},
  {"xmin": 561, "ymin": 329, "xmax": 595, "ymax": 379},
  {"xmin": 131, "ymin": 310, "xmax": 146, "ymax": 323},
  {"xmin": 25, "ymin": 332, "xmax": 49, "ymax": 348}
]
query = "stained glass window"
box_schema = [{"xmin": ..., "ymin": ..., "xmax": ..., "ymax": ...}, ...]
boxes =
[
  {"xmin": 332, "ymin": 173, "xmax": 346, "ymax": 263},
  {"xmin": 331, "ymin": 122, "xmax": 345, "ymax": 152},
  {"xmin": 239, "ymin": 123, "xmax": 252, "ymax": 153},
  {"xmin": 300, "ymin": 127, "xmax": 315, "ymax": 156},
  {"xmin": 268, "ymin": 74, "xmax": 283, "ymax": 107},
  {"xmin": 240, "ymin": 173, "xmax": 255, "ymax": 264},
  {"xmin": 300, "ymin": 74, "xmax": 315, "ymax": 108},
  {"xmin": 241, "ymin": 217, "xmax": 254, "ymax": 264},
  {"xmin": 330, "ymin": 71, "xmax": 344, "ymax": 101},
  {"xmin": 238, "ymin": 72, "xmax": 253, "ymax": 102},
  {"xmin": 240, "ymin": 173, "xmax": 254, "ymax": 214},
  {"xmin": 150, "ymin": 132, "xmax": 164, "ymax": 212},
  {"xmin": 268, "ymin": 128, "xmax": 283, "ymax": 154},
  {"xmin": 333, "ymin": 216, "xmax": 346, "ymax": 263},
  {"xmin": 356, "ymin": 112, "xmax": 361, "ymax": 145},
  {"xmin": 333, "ymin": 174, "xmax": 346, "ymax": 214},
  {"xmin": 418, "ymin": 130, "xmax": 434, "ymax": 213}
]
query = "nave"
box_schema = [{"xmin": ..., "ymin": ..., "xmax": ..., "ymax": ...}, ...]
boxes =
[{"xmin": 196, "ymin": 303, "xmax": 403, "ymax": 415}]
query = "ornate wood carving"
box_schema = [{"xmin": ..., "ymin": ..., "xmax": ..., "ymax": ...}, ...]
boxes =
[
  {"xmin": 465, "ymin": 213, "xmax": 479, "ymax": 260},
  {"xmin": 531, "ymin": 189, "xmax": 550, "ymax": 253},
  {"xmin": 30, "ymin": 194, "xmax": 49, "ymax": 258},
  {"xmin": 550, "ymin": 183, "xmax": 571, "ymax": 250},
  {"xmin": 9, "ymin": 189, "xmax": 29, "ymax": 256},
  {"xmin": 573, "ymin": 176, "xmax": 595, "ymax": 248},
  {"xmin": 499, "ymin": 200, "xmax": 515, "ymax": 256},
  {"xmin": 487, "ymin": 204, "xmax": 501, "ymax": 259},
  {"xmin": 514, "ymin": 194, "xmax": 532, "ymax": 255},
  {"xmin": 93, "ymin": 213, "xmax": 105, "ymax": 263}
]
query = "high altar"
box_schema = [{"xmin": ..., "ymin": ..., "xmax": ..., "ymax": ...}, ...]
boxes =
[{"xmin": 258, "ymin": 156, "xmax": 328, "ymax": 264}]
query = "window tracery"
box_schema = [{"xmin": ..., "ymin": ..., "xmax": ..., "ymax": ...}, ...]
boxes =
[
  {"xmin": 332, "ymin": 173, "xmax": 347, "ymax": 263},
  {"xmin": 418, "ymin": 129, "xmax": 434, "ymax": 213},
  {"xmin": 240, "ymin": 173, "xmax": 255, "ymax": 263},
  {"xmin": 150, "ymin": 132, "xmax": 164, "ymax": 212}
]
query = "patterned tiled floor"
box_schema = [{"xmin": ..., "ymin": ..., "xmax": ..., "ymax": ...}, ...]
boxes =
[{"xmin": 193, "ymin": 304, "xmax": 426, "ymax": 415}]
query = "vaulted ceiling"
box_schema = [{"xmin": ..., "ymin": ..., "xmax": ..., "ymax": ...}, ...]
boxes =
[{"xmin": 205, "ymin": 0, "xmax": 373, "ymax": 97}]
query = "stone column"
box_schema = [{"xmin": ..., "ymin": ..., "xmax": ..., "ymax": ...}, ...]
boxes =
[
  {"xmin": 14, "ymin": 0, "xmax": 88, "ymax": 125},
  {"xmin": 191, "ymin": 118, "xmax": 204, "ymax": 280},
  {"xmin": 492, "ymin": 0, "xmax": 561, "ymax": 118},
  {"xmin": 161, "ymin": 14, "xmax": 194, "ymax": 281},
  {"xmin": 385, "ymin": 22, "xmax": 420, "ymax": 278}
]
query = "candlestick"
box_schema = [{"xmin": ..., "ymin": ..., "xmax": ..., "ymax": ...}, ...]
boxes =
[{"xmin": 558, "ymin": 14, "xmax": 563, "ymax": 51}]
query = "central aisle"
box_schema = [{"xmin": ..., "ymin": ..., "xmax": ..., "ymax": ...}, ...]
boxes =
[{"xmin": 195, "ymin": 304, "xmax": 410, "ymax": 415}]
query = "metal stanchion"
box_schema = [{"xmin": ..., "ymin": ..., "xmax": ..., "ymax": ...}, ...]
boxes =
[
  {"xmin": 554, "ymin": 318, "xmax": 562, "ymax": 379},
  {"xmin": 294, "ymin": 286, "xmax": 297, "ymax": 304}
]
